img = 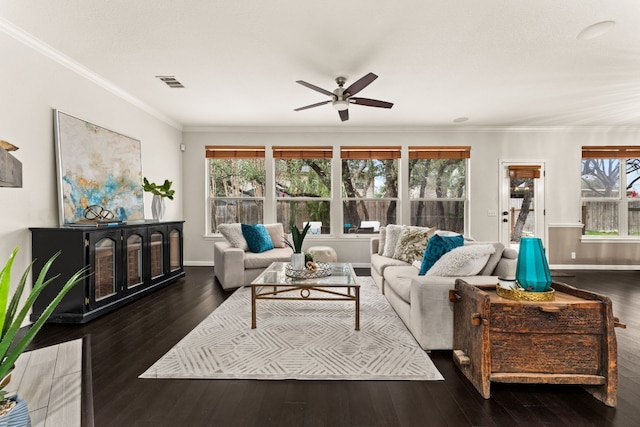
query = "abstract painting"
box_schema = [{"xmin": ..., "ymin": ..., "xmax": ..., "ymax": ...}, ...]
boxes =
[{"xmin": 54, "ymin": 110, "xmax": 144, "ymax": 224}]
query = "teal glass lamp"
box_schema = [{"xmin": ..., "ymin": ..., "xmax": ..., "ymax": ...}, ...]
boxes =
[{"xmin": 515, "ymin": 237, "xmax": 552, "ymax": 292}]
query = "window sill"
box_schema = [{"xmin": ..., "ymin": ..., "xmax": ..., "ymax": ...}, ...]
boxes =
[{"xmin": 580, "ymin": 235, "xmax": 640, "ymax": 243}]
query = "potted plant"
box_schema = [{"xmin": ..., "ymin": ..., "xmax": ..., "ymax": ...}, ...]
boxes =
[
  {"xmin": 0, "ymin": 248, "xmax": 88, "ymax": 425},
  {"xmin": 284, "ymin": 222, "xmax": 311, "ymax": 270},
  {"xmin": 143, "ymin": 177, "xmax": 175, "ymax": 220}
]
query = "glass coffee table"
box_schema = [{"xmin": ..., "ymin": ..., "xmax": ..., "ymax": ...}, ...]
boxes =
[{"xmin": 250, "ymin": 262, "xmax": 360, "ymax": 330}]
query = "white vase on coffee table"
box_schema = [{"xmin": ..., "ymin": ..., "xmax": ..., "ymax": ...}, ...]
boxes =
[{"xmin": 291, "ymin": 252, "xmax": 305, "ymax": 270}]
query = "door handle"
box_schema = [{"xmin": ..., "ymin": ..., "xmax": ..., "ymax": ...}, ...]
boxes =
[
  {"xmin": 502, "ymin": 218, "xmax": 508, "ymax": 223},
  {"xmin": 502, "ymin": 211, "xmax": 509, "ymax": 216}
]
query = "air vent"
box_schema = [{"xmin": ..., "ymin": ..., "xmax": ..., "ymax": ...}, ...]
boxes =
[{"xmin": 155, "ymin": 76, "xmax": 184, "ymax": 88}]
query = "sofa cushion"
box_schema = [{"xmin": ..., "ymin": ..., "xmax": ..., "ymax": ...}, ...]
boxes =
[
  {"xmin": 392, "ymin": 226, "xmax": 433, "ymax": 263},
  {"xmin": 371, "ymin": 253, "xmax": 411, "ymax": 277},
  {"xmin": 244, "ymin": 247, "xmax": 293, "ymax": 269},
  {"xmin": 426, "ymin": 244, "xmax": 495, "ymax": 277},
  {"xmin": 383, "ymin": 266, "xmax": 418, "ymax": 304},
  {"xmin": 241, "ymin": 224, "xmax": 274, "ymax": 253},
  {"xmin": 264, "ymin": 223, "xmax": 286, "ymax": 248},
  {"xmin": 218, "ymin": 223, "xmax": 249, "ymax": 251},
  {"xmin": 382, "ymin": 224, "xmax": 403, "ymax": 258},
  {"xmin": 418, "ymin": 233, "xmax": 464, "ymax": 275}
]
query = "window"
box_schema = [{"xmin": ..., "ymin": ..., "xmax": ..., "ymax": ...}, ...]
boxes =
[
  {"xmin": 581, "ymin": 146, "xmax": 640, "ymax": 237},
  {"xmin": 206, "ymin": 146, "xmax": 265, "ymax": 233},
  {"xmin": 274, "ymin": 146, "xmax": 332, "ymax": 234},
  {"xmin": 408, "ymin": 146, "xmax": 469, "ymax": 233},
  {"xmin": 341, "ymin": 146, "xmax": 400, "ymax": 234}
]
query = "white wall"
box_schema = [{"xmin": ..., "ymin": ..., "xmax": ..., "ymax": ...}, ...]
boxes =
[
  {"xmin": 0, "ymin": 32, "xmax": 183, "ymax": 289},
  {"xmin": 182, "ymin": 127, "xmax": 640, "ymax": 266}
]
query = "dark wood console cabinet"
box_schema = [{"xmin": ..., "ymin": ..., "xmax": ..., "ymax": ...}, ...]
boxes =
[{"xmin": 30, "ymin": 221, "xmax": 185, "ymax": 323}]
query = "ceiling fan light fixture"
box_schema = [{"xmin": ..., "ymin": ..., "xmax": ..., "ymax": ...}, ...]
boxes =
[{"xmin": 333, "ymin": 99, "xmax": 349, "ymax": 111}]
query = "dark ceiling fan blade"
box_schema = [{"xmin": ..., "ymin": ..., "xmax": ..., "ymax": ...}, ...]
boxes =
[
  {"xmin": 339, "ymin": 109, "xmax": 349, "ymax": 122},
  {"xmin": 350, "ymin": 97, "xmax": 394, "ymax": 109},
  {"xmin": 296, "ymin": 80, "xmax": 335, "ymax": 97},
  {"xmin": 344, "ymin": 72, "xmax": 378, "ymax": 96},
  {"xmin": 294, "ymin": 100, "xmax": 332, "ymax": 111}
]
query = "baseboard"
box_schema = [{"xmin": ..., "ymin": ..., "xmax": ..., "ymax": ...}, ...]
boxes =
[
  {"xmin": 185, "ymin": 261, "xmax": 215, "ymax": 267},
  {"xmin": 550, "ymin": 264, "xmax": 640, "ymax": 271}
]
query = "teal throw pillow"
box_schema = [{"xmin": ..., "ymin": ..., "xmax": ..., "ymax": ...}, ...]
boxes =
[
  {"xmin": 419, "ymin": 233, "xmax": 464, "ymax": 276},
  {"xmin": 241, "ymin": 224, "xmax": 274, "ymax": 253}
]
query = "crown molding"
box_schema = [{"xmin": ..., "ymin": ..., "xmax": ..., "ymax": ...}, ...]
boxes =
[
  {"xmin": 183, "ymin": 124, "xmax": 640, "ymax": 134},
  {"xmin": 0, "ymin": 17, "xmax": 182, "ymax": 131}
]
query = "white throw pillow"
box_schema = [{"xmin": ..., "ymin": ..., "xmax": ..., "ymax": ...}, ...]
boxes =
[
  {"xmin": 382, "ymin": 224, "xmax": 403, "ymax": 258},
  {"xmin": 217, "ymin": 223, "xmax": 249, "ymax": 251},
  {"xmin": 264, "ymin": 223, "xmax": 285, "ymax": 248},
  {"xmin": 377, "ymin": 227, "xmax": 387, "ymax": 255},
  {"xmin": 426, "ymin": 244, "xmax": 495, "ymax": 277}
]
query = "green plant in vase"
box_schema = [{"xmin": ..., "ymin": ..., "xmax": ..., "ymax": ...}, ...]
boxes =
[
  {"xmin": 143, "ymin": 177, "xmax": 175, "ymax": 220},
  {"xmin": 283, "ymin": 222, "xmax": 311, "ymax": 270},
  {"xmin": 0, "ymin": 248, "xmax": 89, "ymax": 422}
]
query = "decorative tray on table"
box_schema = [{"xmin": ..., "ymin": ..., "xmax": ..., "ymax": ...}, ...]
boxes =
[{"xmin": 285, "ymin": 262, "xmax": 331, "ymax": 279}]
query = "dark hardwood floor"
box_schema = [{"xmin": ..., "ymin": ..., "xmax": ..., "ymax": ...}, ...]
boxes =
[{"xmin": 29, "ymin": 267, "xmax": 640, "ymax": 427}]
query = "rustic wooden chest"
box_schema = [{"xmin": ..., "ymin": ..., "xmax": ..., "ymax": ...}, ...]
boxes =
[{"xmin": 451, "ymin": 279, "xmax": 624, "ymax": 407}]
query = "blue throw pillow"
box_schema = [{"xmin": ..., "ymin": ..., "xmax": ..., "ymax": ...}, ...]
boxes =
[
  {"xmin": 419, "ymin": 233, "xmax": 464, "ymax": 275},
  {"xmin": 241, "ymin": 224, "xmax": 274, "ymax": 253}
]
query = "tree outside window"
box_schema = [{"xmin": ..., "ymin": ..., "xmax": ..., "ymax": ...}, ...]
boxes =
[
  {"xmin": 341, "ymin": 147, "xmax": 399, "ymax": 234},
  {"xmin": 581, "ymin": 146, "xmax": 640, "ymax": 237},
  {"xmin": 206, "ymin": 146, "xmax": 265, "ymax": 233},
  {"xmin": 274, "ymin": 147, "xmax": 332, "ymax": 234},
  {"xmin": 408, "ymin": 146, "xmax": 468, "ymax": 234}
]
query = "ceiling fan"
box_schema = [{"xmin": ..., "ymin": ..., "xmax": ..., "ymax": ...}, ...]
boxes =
[{"xmin": 294, "ymin": 72, "xmax": 393, "ymax": 122}]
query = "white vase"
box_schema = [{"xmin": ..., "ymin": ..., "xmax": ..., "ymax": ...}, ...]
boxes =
[
  {"xmin": 291, "ymin": 252, "xmax": 305, "ymax": 270},
  {"xmin": 151, "ymin": 195, "xmax": 165, "ymax": 220}
]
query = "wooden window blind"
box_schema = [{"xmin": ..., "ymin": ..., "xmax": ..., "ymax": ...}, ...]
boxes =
[
  {"xmin": 582, "ymin": 146, "xmax": 640, "ymax": 159},
  {"xmin": 205, "ymin": 146, "xmax": 265, "ymax": 159},
  {"xmin": 340, "ymin": 146, "xmax": 401, "ymax": 160},
  {"xmin": 508, "ymin": 165, "xmax": 541, "ymax": 179},
  {"xmin": 408, "ymin": 146, "xmax": 471, "ymax": 159},
  {"xmin": 272, "ymin": 146, "xmax": 333, "ymax": 159}
]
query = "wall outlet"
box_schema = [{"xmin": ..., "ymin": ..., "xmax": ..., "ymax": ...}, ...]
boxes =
[{"xmin": 571, "ymin": 252, "xmax": 576, "ymax": 259}]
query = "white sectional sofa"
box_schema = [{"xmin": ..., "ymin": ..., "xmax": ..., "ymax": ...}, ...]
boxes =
[{"xmin": 370, "ymin": 236, "xmax": 517, "ymax": 351}]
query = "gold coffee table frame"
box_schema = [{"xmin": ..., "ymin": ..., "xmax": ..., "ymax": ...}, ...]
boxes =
[{"xmin": 250, "ymin": 262, "xmax": 360, "ymax": 330}]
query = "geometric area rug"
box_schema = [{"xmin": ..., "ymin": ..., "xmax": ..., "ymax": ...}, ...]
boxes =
[{"xmin": 140, "ymin": 277, "xmax": 443, "ymax": 381}]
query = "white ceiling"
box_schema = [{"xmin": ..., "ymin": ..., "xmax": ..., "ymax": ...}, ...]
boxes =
[{"xmin": 2, "ymin": 1, "xmax": 640, "ymax": 129}]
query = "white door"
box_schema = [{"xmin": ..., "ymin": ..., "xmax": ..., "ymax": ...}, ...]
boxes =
[{"xmin": 499, "ymin": 162, "xmax": 546, "ymax": 249}]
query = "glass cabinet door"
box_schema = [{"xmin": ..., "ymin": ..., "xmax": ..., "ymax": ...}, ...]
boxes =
[
  {"xmin": 150, "ymin": 231, "xmax": 164, "ymax": 279},
  {"xmin": 126, "ymin": 233, "xmax": 144, "ymax": 289},
  {"xmin": 94, "ymin": 237, "xmax": 116, "ymax": 301},
  {"xmin": 169, "ymin": 229, "xmax": 181, "ymax": 272}
]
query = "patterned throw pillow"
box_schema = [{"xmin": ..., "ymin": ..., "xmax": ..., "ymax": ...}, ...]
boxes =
[
  {"xmin": 218, "ymin": 223, "xmax": 249, "ymax": 251},
  {"xmin": 418, "ymin": 233, "xmax": 464, "ymax": 276},
  {"xmin": 392, "ymin": 226, "xmax": 432, "ymax": 263},
  {"xmin": 241, "ymin": 224, "xmax": 274, "ymax": 253}
]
